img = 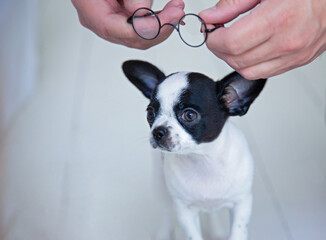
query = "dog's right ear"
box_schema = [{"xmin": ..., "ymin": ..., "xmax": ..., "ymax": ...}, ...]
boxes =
[
  {"xmin": 122, "ymin": 60, "xmax": 166, "ymax": 99},
  {"xmin": 217, "ymin": 72, "xmax": 267, "ymax": 116}
]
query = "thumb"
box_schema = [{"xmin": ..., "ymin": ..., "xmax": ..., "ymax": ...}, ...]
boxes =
[
  {"xmin": 199, "ymin": 0, "xmax": 261, "ymax": 24},
  {"xmin": 123, "ymin": 0, "xmax": 153, "ymax": 14}
]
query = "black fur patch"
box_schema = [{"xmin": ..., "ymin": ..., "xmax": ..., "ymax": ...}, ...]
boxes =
[{"xmin": 174, "ymin": 73, "xmax": 228, "ymax": 143}]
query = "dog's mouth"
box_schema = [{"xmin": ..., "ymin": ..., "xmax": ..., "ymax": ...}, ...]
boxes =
[{"xmin": 150, "ymin": 137, "xmax": 175, "ymax": 152}]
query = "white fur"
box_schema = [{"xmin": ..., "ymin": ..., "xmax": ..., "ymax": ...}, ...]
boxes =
[
  {"xmin": 164, "ymin": 121, "xmax": 253, "ymax": 240},
  {"xmin": 150, "ymin": 72, "xmax": 199, "ymax": 152},
  {"xmin": 152, "ymin": 73, "xmax": 254, "ymax": 240}
]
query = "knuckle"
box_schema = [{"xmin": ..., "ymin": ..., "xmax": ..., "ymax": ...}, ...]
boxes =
[
  {"xmin": 206, "ymin": 38, "xmax": 218, "ymax": 52},
  {"xmin": 122, "ymin": 39, "xmax": 153, "ymax": 50},
  {"xmin": 272, "ymin": 9, "xmax": 308, "ymax": 53},
  {"xmin": 78, "ymin": 18, "xmax": 88, "ymax": 28},
  {"xmin": 219, "ymin": 0, "xmax": 243, "ymax": 9},
  {"xmin": 75, "ymin": 12, "xmax": 90, "ymax": 29},
  {"xmin": 281, "ymin": 36, "xmax": 309, "ymax": 53},
  {"xmin": 206, "ymin": 41, "xmax": 225, "ymax": 59},
  {"xmin": 135, "ymin": 44, "xmax": 152, "ymax": 50},
  {"xmin": 100, "ymin": 26, "xmax": 154, "ymax": 49},
  {"xmin": 272, "ymin": 7, "xmax": 296, "ymax": 30},
  {"xmin": 225, "ymin": 56, "xmax": 244, "ymax": 70},
  {"xmin": 224, "ymin": 36, "xmax": 243, "ymax": 55},
  {"xmin": 206, "ymin": 33, "xmax": 244, "ymax": 56},
  {"xmin": 98, "ymin": 24, "xmax": 119, "ymax": 41},
  {"xmin": 71, "ymin": 0, "xmax": 77, "ymax": 7},
  {"xmin": 296, "ymin": 50, "xmax": 313, "ymax": 66},
  {"xmin": 97, "ymin": 28, "xmax": 108, "ymax": 40},
  {"xmin": 238, "ymin": 68, "xmax": 259, "ymax": 80}
]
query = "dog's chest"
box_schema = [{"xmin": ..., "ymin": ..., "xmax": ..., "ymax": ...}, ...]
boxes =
[{"xmin": 163, "ymin": 153, "xmax": 239, "ymax": 210}]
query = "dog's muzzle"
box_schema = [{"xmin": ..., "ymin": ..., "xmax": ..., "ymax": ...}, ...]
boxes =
[{"xmin": 150, "ymin": 126, "xmax": 175, "ymax": 151}]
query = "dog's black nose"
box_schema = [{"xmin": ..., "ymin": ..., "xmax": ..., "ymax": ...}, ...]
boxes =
[{"xmin": 152, "ymin": 126, "xmax": 168, "ymax": 142}]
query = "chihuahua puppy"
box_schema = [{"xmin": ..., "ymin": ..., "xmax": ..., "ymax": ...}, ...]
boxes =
[{"xmin": 122, "ymin": 60, "xmax": 266, "ymax": 240}]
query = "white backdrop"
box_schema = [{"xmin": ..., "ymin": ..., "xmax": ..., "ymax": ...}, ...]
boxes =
[
  {"xmin": 0, "ymin": 1, "xmax": 326, "ymax": 240},
  {"xmin": 0, "ymin": 0, "xmax": 38, "ymax": 135}
]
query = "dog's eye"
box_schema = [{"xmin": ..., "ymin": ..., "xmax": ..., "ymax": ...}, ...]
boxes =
[
  {"xmin": 147, "ymin": 107, "xmax": 156, "ymax": 122},
  {"xmin": 181, "ymin": 109, "xmax": 199, "ymax": 122}
]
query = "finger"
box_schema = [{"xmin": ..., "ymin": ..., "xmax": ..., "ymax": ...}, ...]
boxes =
[
  {"xmin": 219, "ymin": 17, "xmax": 325, "ymax": 71},
  {"xmin": 199, "ymin": 0, "xmax": 261, "ymax": 24},
  {"xmin": 240, "ymin": 42, "xmax": 325, "ymax": 79},
  {"xmin": 237, "ymin": 54, "xmax": 303, "ymax": 80},
  {"xmin": 218, "ymin": 37, "xmax": 282, "ymax": 70},
  {"xmin": 145, "ymin": 3, "xmax": 185, "ymax": 44},
  {"xmin": 72, "ymin": 0, "xmax": 123, "ymax": 29},
  {"xmin": 123, "ymin": 0, "xmax": 153, "ymax": 14},
  {"xmin": 164, "ymin": 0, "xmax": 185, "ymax": 10},
  {"xmin": 102, "ymin": 13, "xmax": 140, "ymax": 40},
  {"xmin": 121, "ymin": 0, "xmax": 184, "ymax": 40},
  {"xmin": 222, "ymin": 35, "xmax": 325, "ymax": 79},
  {"xmin": 158, "ymin": 0, "xmax": 185, "ymax": 25},
  {"xmin": 75, "ymin": 10, "xmax": 90, "ymax": 28},
  {"xmin": 205, "ymin": 2, "xmax": 274, "ymax": 55},
  {"xmin": 105, "ymin": 1, "xmax": 185, "ymax": 48},
  {"xmin": 240, "ymin": 60, "xmax": 291, "ymax": 80},
  {"xmin": 129, "ymin": 0, "xmax": 185, "ymax": 31}
]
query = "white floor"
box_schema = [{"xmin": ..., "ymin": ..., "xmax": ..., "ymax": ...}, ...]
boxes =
[{"xmin": 1, "ymin": 1, "xmax": 326, "ymax": 240}]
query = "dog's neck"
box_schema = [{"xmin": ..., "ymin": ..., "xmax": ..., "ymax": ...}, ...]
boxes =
[
  {"xmin": 162, "ymin": 120, "xmax": 249, "ymax": 189},
  {"xmin": 165, "ymin": 121, "xmax": 239, "ymax": 168},
  {"xmin": 181, "ymin": 120, "xmax": 231, "ymax": 156},
  {"xmin": 163, "ymin": 120, "xmax": 250, "ymax": 183}
]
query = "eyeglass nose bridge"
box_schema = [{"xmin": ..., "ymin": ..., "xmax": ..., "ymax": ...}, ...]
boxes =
[{"xmin": 161, "ymin": 23, "xmax": 179, "ymax": 31}]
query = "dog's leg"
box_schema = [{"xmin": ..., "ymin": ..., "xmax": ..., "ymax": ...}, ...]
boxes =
[
  {"xmin": 228, "ymin": 195, "xmax": 252, "ymax": 240},
  {"xmin": 175, "ymin": 200, "xmax": 203, "ymax": 240}
]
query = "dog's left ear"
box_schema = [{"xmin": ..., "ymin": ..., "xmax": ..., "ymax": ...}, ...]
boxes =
[
  {"xmin": 122, "ymin": 60, "xmax": 166, "ymax": 99},
  {"xmin": 217, "ymin": 72, "xmax": 267, "ymax": 116}
]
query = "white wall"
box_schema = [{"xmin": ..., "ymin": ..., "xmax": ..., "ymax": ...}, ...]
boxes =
[
  {"xmin": 0, "ymin": 1, "xmax": 325, "ymax": 240},
  {"xmin": 0, "ymin": 0, "xmax": 39, "ymax": 134}
]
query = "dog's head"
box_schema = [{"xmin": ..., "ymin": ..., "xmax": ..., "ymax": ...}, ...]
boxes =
[{"xmin": 122, "ymin": 60, "xmax": 266, "ymax": 153}]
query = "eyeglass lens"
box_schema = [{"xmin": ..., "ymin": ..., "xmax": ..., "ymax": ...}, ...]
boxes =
[
  {"xmin": 178, "ymin": 14, "xmax": 206, "ymax": 47},
  {"xmin": 133, "ymin": 8, "xmax": 160, "ymax": 40},
  {"xmin": 131, "ymin": 8, "xmax": 208, "ymax": 47}
]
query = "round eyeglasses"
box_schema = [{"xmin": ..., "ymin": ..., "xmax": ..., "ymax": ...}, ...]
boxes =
[{"xmin": 127, "ymin": 8, "xmax": 223, "ymax": 48}]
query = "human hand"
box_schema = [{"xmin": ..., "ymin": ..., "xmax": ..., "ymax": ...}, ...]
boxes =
[
  {"xmin": 71, "ymin": 0, "xmax": 185, "ymax": 49},
  {"xmin": 199, "ymin": 0, "xmax": 326, "ymax": 79}
]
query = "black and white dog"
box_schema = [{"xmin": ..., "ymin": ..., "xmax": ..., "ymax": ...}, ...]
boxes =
[{"xmin": 122, "ymin": 60, "xmax": 266, "ymax": 240}]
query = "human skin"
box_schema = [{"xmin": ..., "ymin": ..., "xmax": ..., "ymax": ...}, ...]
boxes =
[
  {"xmin": 71, "ymin": 0, "xmax": 185, "ymax": 49},
  {"xmin": 199, "ymin": 0, "xmax": 326, "ymax": 79}
]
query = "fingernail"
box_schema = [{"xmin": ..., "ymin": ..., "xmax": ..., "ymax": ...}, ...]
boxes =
[
  {"xmin": 127, "ymin": 0, "xmax": 152, "ymax": 8},
  {"xmin": 200, "ymin": 6, "xmax": 217, "ymax": 15},
  {"xmin": 128, "ymin": 0, "xmax": 150, "ymax": 3},
  {"xmin": 165, "ymin": 0, "xmax": 185, "ymax": 10},
  {"xmin": 125, "ymin": 0, "xmax": 152, "ymax": 14},
  {"xmin": 170, "ymin": 0, "xmax": 185, "ymax": 8}
]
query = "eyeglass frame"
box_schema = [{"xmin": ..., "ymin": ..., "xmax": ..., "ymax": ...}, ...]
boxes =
[{"xmin": 127, "ymin": 8, "xmax": 223, "ymax": 48}]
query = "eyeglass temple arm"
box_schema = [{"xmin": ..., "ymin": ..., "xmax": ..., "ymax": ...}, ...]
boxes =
[
  {"xmin": 127, "ymin": 10, "xmax": 162, "ymax": 24},
  {"xmin": 205, "ymin": 24, "xmax": 224, "ymax": 33}
]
